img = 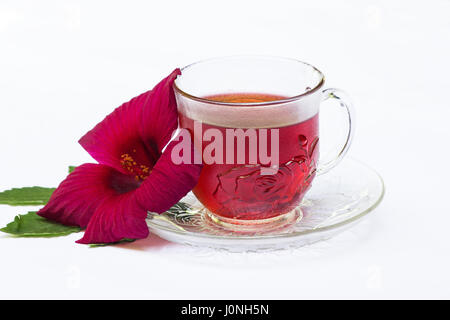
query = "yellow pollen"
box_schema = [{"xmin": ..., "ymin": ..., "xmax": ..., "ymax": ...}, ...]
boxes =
[{"xmin": 120, "ymin": 153, "xmax": 150, "ymax": 181}]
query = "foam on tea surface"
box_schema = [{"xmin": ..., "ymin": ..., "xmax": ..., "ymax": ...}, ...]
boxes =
[
  {"xmin": 204, "ymin": 93, "xmax": 287, "ymax": 104},
  {"xmin": 176, "ymin": 91, "xmax": 320, "ymax": 129}
]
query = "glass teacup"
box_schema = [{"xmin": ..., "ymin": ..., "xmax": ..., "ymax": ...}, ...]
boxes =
[{"xmin": 174, "ymin": 56, "xmax": 354, "ymax": 226}]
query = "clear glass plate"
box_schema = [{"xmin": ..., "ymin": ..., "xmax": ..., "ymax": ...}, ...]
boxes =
[{"xmin": 146, "ymin": 158, "xmax": 384, "ymax": 252}]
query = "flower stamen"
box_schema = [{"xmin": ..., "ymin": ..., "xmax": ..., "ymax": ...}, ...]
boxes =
[{"xmin": 120, "ymin": 153, "xmax": 150, "ymax": 181}]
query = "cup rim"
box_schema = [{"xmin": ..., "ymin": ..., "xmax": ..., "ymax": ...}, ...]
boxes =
[{"xmin": 173, "ymin": 55, "xmax": 325, "ymax": 108}]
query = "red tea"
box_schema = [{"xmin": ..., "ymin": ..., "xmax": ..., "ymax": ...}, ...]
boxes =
[{"xmin": 178, "ymin": 93, "xmax": 319, "ymax": 220}]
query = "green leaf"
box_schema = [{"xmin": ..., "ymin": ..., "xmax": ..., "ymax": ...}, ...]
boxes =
[
  {"xmin": 0, "ymin": 212, "xmax": 81, "ymax": 237},
  {"xmin": 89, "ymin": 238, "xmax": 136, "ymax": 248},
  {"xmin": 166, "ymin": 201, "xmax": 190, "ymax": 215},
  {"xmin": 0, "ymin": 187, "xmax": 55, "ymax": 206},
  {"xmin": 68, "ymin": 166, "xmax": 77, "ymax": 174}
]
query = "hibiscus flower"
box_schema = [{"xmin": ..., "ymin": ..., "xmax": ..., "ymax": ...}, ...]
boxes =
[{"xmin": 38, "ymin": 69, "xmax": 202, "ymax": 244}]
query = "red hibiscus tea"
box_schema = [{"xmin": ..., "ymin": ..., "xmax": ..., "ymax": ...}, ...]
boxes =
[
  {"xmin": 178, "ymin": 93, "xmax": 319, "ymax": 221},
  {"xmin": 174, "ymin": 56, "xmax": 354, "ymax": 226}
]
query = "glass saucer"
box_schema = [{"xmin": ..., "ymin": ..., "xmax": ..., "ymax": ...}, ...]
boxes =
[{"xmin": 146, "ymin": 158, "xmax": 384, "ymax": 252}]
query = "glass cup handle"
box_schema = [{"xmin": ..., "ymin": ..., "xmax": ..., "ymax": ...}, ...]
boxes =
[{"xmin": 317, "ymin": 88, "xmax": 355, "ymax": 175}]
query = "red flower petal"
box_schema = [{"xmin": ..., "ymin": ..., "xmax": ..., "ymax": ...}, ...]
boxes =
[
  {"xmin": 75, "ymin": 193, "xmax": 149, "ymax": 244},
  {"xmin": 134, "ymin": 138, "xmax": 203, "ymax": 213},
  {"xmin": 37, "ymin": 164, "xmax": 118, "ymax": 227},
  {"xmin": 77, "ymin": 137, "xmax": 202, "ymax": 244},
  {"xmin": 78, "ymin": 92, "xmax": 156, "ymax": 176},
  {"xmin": 139, "ymin": 69, "xmax": 181, "ymax": 153},
  {"xmin": 78, "ymin": 69, "xmax": 181, "ymax": 175}
]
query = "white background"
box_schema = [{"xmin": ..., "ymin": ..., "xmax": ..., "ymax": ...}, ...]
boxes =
[{"xmin": 1, "ymin": 0, "xmax": 449, "ymax": 299}]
